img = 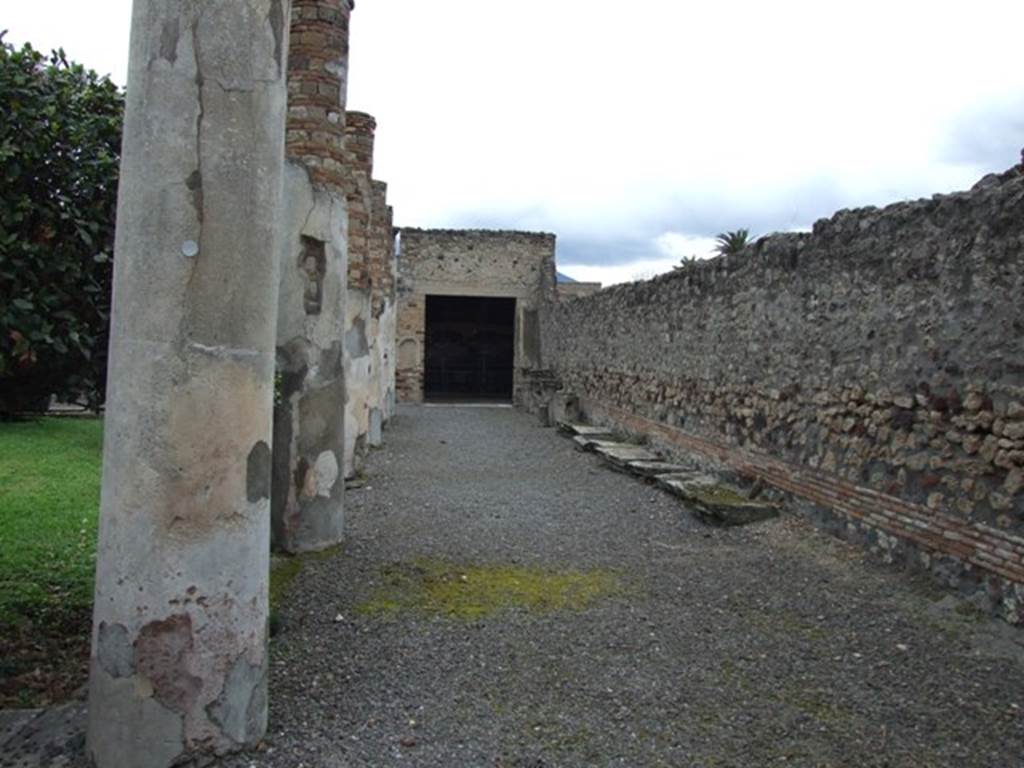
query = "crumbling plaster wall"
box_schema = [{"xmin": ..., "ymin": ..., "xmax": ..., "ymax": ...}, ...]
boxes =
[
  {"xmin": 271, "ymin": 0, "xmax": 353, "ymax": 553},
  {"xmin": 396, "ymin": 229, "xmax": 557, "ymax": 403},
  {"xmin": 367, "ymin": 181, "xmax": 397, "ymax": 441},
  {"xmin": 542, "ymin": 168, "xmax": 1024, "ymax": 622},
  {"xmin": 342, "ymin": 111, "xmax": 375, "ymax": 477},
  {"xmin": 273, "ymin": 164, "xmax": 347, "ymax": 552}
]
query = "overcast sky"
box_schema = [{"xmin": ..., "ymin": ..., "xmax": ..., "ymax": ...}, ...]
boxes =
[{"xmin": 5, "ymin": 1, "xmax": 1023, "ymax": 284}]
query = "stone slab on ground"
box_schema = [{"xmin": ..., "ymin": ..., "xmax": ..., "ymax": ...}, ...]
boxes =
[
  {"xmin": 1, "ymin": 695, "xmax": 86, "ymax": 767},
  {"xmin": 595, "ymin": 443, "xmax": 660, "ymax": 467},
  {"xmin": 558, "ymin": 422, "xmax": 615, "ymax": 438},
  {"xmin": 572, "ymin": 436, "xmax": 622, "ymax": 452},
  {"xmin": 655, "ymin": 471, "xmax": 719, "ymax": 493},
  {"xmin": 657, "ymin": 473, "xmax": 778, "ymax": 527},
  {"xmin": 0, "ymin": 710, "xmax": 41, "ymax": 750},
  {"xmin": 625, "ymin": 460, "xmax": 695, "ymax": 478}
]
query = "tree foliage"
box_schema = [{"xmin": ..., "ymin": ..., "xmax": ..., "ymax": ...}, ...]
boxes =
[
  {"xmin": 713, "ymin": 228, "xmax": 752, "ymax": 257},
  {"xmin": 0, "ymin": 35, "xmax": 123, "ymax": 416}
]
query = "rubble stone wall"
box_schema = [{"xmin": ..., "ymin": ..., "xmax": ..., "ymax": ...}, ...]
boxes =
[
  {"xmin": 558, "ymin": 281, "xmax": 602, "ymax": 300},
  {"xmin": 543, "ymin": 170, "xmax": 1024, "ymax": 622}
]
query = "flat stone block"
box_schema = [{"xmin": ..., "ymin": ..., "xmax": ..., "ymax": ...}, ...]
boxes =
[
  {"xmin": 3, "ymin": 697, "xmax": 86, "ymax": 767},
  {"xmin": 657, "ymin": 474, "xmax": 778, "ymax": 527},
  {"xmin": 558, "ymin": 422, "xmax": 614, "ymax": 438},
  {"xmin": 573, "ymin": 437, "xmax": 621, "ymax": 452},
  {"xmin": 655, "ymin": 472, "xmax": 719, "ymax": 492},
  {"xmin": 625, "ymin": 460, "xmax": 695, "ymax": 478},
  {"xmin": 595, "ymin": 444, "xmax": 660, "ymax": 466}
]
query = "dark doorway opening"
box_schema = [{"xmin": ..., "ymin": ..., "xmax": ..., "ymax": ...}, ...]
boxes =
[{"xmin": 424, "ymin": 295, "xmax": 515, "ymax": 401}]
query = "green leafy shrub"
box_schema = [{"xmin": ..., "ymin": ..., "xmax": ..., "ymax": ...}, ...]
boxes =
[{"xmin": 0, "ymin": 35, "xmax": 123, "ymax": 417}]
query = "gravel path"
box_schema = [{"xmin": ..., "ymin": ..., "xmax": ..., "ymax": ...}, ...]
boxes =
[{"xmin": 225, "ymin": 405, "xmax": 1024, "ymax": 768}]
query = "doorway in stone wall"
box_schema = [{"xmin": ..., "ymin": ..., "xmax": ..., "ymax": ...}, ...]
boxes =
[{"xmin": 424, "ymin": 295, "xmax": 515, "ymax": 402}]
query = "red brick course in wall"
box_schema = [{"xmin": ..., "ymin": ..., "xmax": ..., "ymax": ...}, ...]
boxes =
[
  {"xmin": 582, "ymin": 397, "xmax": 1024, "ymax": 621},
  {"xmin": 286, "ymin": 0, "xmax": 353, "ymax": 191},
  {"xmin": 344, "ymin": 111, "xmax": 376, "ymax": 175},
  {"xmin": 344, "ymin": 111, "xmax": 376, "ymax": 290}
]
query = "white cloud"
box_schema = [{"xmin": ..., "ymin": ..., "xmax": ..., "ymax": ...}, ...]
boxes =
[
  {"xmin": 5, "ymin": 0, "xmax": 1024, "ymax": 273},
  {"xmin": 654, "ymin": 233, "xmax": 720, "ymax": 262},
  {"xmin": 3, "ymin": 2, "xmax": 132, "ymax": 84},
  {"xmin": 559, "ymin": 257, "xmax": 680, "ymax": 288}
]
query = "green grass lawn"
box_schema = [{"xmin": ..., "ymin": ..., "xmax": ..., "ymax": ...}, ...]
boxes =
[
  {"xmin": 0, "ymin": 415, "xmax": 308, "ymax": 705},
  {"xmin": 0, "ymin": 417, "xmax": 103, "ymax": 629},
  {"xmin": 0, "ymin": 417, "xmax": 102, "ymax": 705}
]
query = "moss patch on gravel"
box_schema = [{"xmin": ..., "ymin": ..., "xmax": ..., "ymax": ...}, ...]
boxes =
[{"xmin": 357, "ymin": 559, "xmax": 622, "ymax": 619}]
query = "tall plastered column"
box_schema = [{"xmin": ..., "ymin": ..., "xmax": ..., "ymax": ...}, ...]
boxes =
[
  {"xmin": 86, "ymin": 2, "xmax": 290, "ymax": 765},
  {"xmin": 272, "ymin": 0, "xmax": 353, "ymax": 552}
]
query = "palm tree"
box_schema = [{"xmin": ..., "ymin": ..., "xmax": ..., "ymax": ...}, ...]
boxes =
[{"xmin": 713, "ymin": 229, "xmax": 752, "ymax": 256}]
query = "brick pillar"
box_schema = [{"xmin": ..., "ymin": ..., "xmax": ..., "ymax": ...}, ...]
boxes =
[
  {"xmin": 344, "ymin": 110, "xmax": 376, "ymax": 290},
  {"xmin": 286, "ymin": 0, "xmax": 353, "ymax": 191}
]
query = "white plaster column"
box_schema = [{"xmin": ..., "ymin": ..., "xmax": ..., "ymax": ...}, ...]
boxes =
[{"xmin": 86, "ymin": 1, "xmax": 291, "ymax": 765}]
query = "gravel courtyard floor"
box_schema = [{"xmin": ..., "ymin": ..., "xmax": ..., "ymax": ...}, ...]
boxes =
[{"xmin": 226, "ymin": 405, "xmax": 1024, "ymax": 768}]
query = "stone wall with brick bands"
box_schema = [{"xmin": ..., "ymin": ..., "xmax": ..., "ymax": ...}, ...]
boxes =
[
  {"xmin": 583, "ymin": 398, "xmax": 1024, "ymax": 613},
  {"xmin": 286, "ymin": 0, "xmax": 353, "ymax": 191},
  {"xmin": 543, "ymin": 167, "xmax": 1024, "ymax": 621}
]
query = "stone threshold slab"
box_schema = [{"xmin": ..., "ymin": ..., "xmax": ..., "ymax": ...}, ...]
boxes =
[
  {"xmin": 625, "ymin": 460, "xmax": 697, "ymax": 478},
  {"xmin": 562, "ymin": 424, "xmax": 779, "ymax": 529},
  {"xmin": 595, "ymin": 444, "xmax": 661, "ymax": 466},
  {"xmin": 573, "ymin": 436, "xmax": 622, "ymax": 452},
  {"xmin": 558, "ymin": 421, "xmax": 616, "ymax": 438},
  {"xmin": 657, "ymin": 473, "xmax": 778, "ymax": 527}
]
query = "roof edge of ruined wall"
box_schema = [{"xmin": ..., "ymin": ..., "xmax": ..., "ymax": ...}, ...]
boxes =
[
  {"xmin": 398, "ymin": 227, "xmax": 557, "ymax": 241},
  {"xmin": 554, "ymin": 163, "xmax": 1024, "ymax": 307}
]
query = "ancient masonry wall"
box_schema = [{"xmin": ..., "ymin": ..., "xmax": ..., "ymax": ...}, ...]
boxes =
[
  {"xmin": 342, "ymin": 111, "xmax": 394, "ymax": 476},
  {"xmin": 285, "ymin": 0, "xmax": 351, "ymax": 189},
  {"xmin": 271, "ymin": 0, "xmax": 353, "ymax": 553},
  {"xmin": 542, "ymin": 169, "xmax": 1024, "ymax": 623},
  {"xmin": 558, "ymin": 281, "xmax": 602, "ymax": 300},
  {"xmin": 396, "ymin": 229, "xmax": 558, "ymax": 403},
  {"xmin": 368, "ymin": 180, "xmax": 397, "ymax": 438}
]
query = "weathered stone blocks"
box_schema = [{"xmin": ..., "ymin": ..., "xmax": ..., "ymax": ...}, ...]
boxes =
[{"xmin": 543, "ymin": 168, "xmax": 1024, "ymax": 620}]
